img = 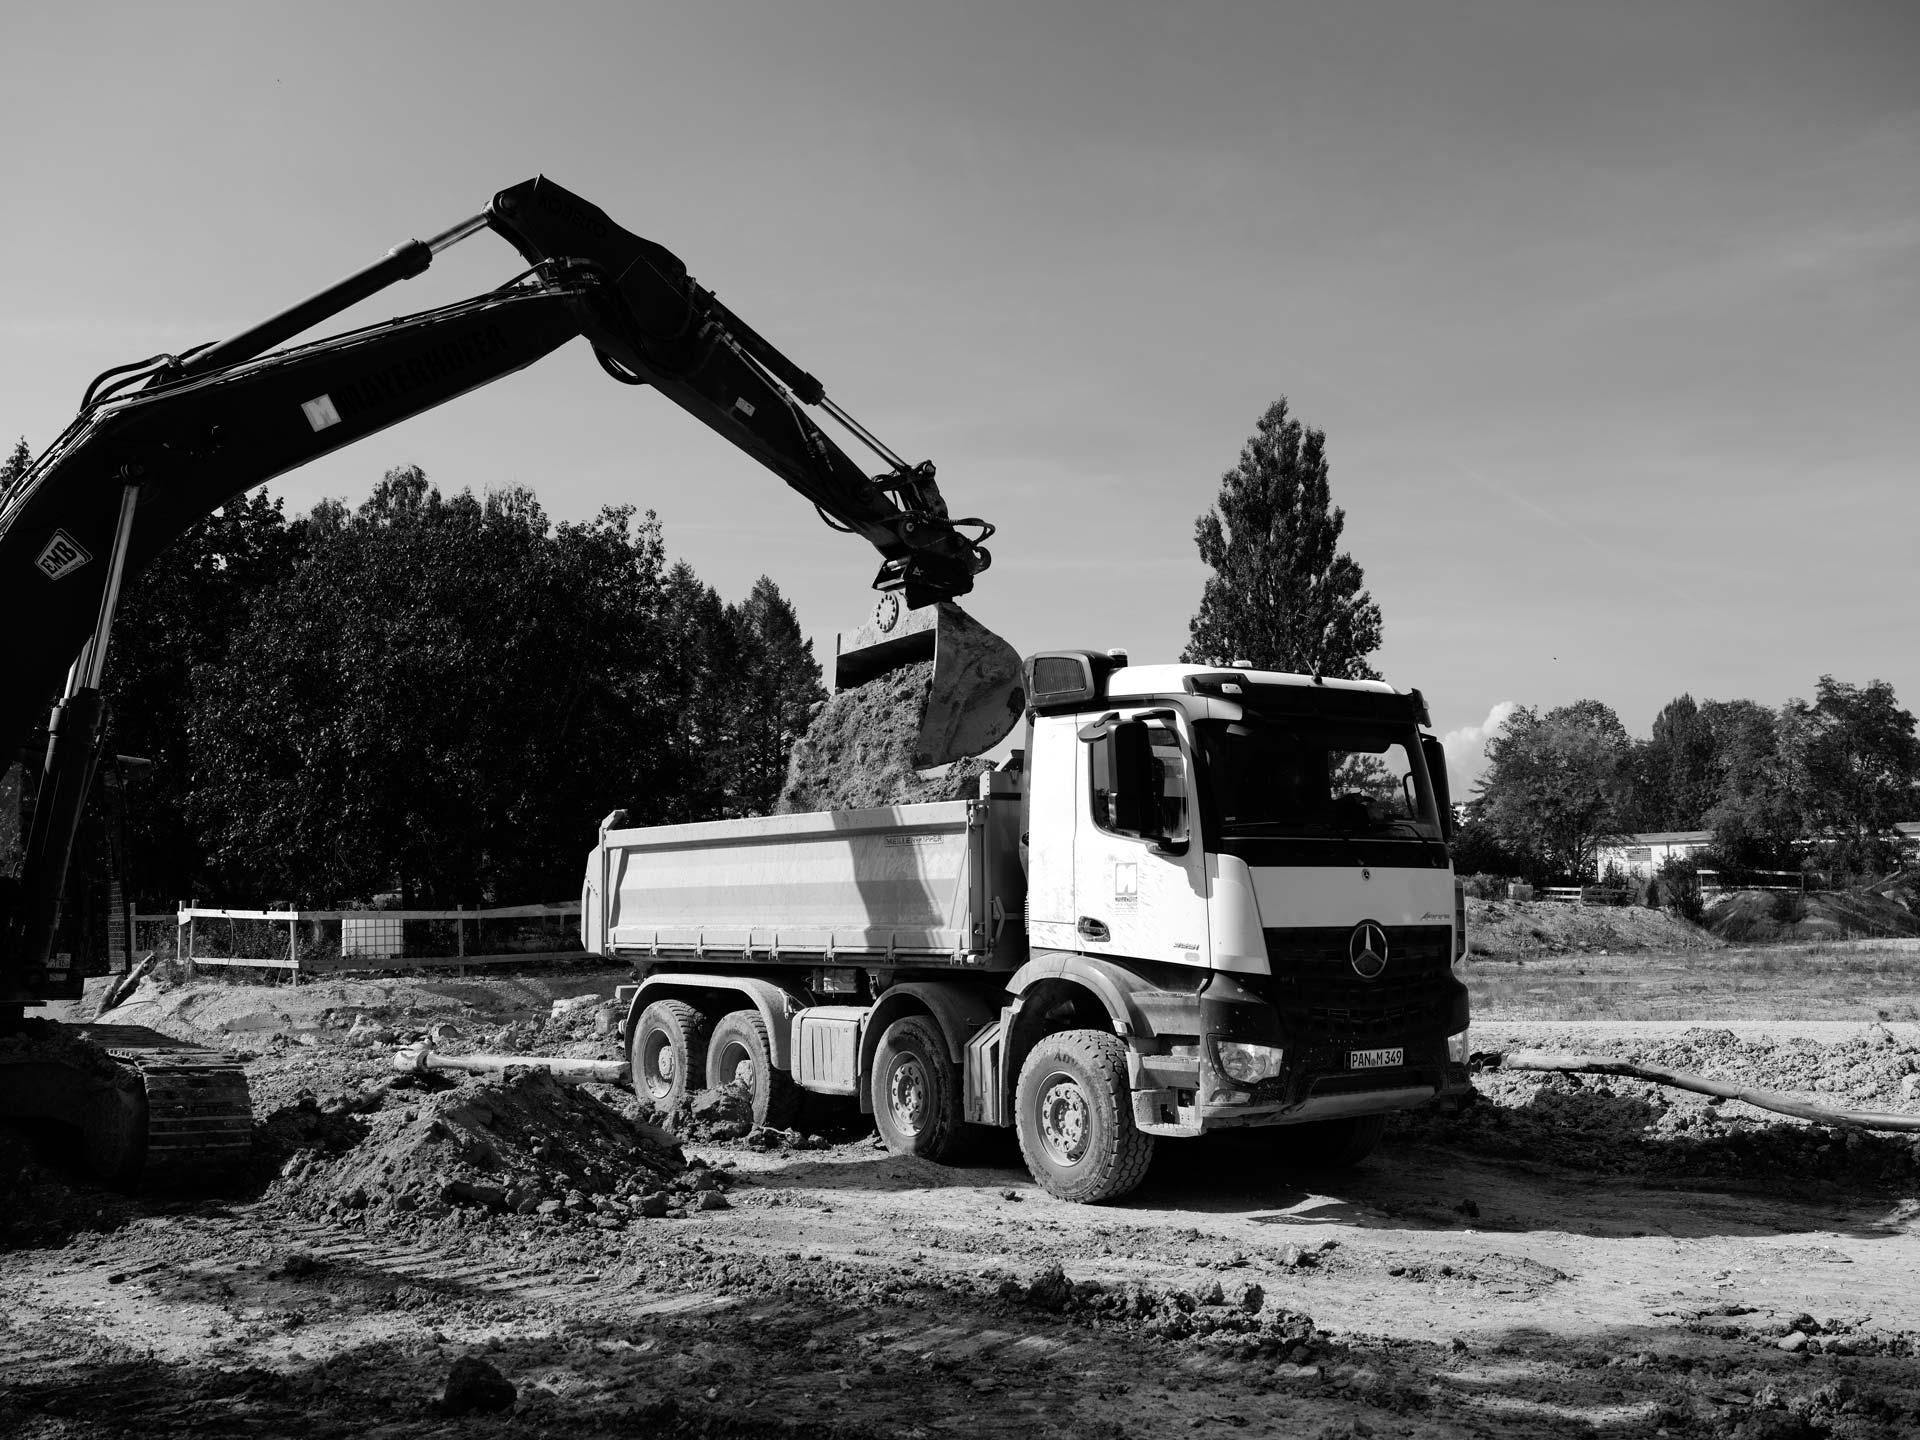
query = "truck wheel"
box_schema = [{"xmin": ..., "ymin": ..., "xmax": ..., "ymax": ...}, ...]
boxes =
[
  {"xmin": 706, "ymin": 1009, "xmax": 802, "ymax": 1129},
  {"xmin": 1277, "ymin": 1113, "xmax": 1386, "ymax": 1168},
  {"xmin": 1014, "ymin": 1029, "xmax": 1154, "ymax": 1204},
  {"xmin": 631, "ymin": 1000, "xmax": 709, "ymax": 1111},
  {"xmin": 871, "ymin": 1015, "xmax": 965, "ymax": 1161}
]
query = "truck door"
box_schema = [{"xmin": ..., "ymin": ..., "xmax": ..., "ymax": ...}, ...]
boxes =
[{"xmin": 1072, "ymin": 711, "xmax": 1210, "ymax": 967}]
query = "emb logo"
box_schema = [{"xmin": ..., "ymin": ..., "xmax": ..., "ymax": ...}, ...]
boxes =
[{"xmin": 35, "ymin": 530, "xmax": 91, "ymax": 581}]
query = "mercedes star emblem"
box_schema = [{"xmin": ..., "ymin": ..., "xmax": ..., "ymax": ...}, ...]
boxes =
[{"xmin": 1349, "ymin": 921, "xmax": 1389, "ymax": 980}]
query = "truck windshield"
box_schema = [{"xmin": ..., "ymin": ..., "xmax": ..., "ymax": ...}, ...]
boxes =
[{"xmin": 1195, "ymin": 718, "xmax": 1442, "ymax": 840}]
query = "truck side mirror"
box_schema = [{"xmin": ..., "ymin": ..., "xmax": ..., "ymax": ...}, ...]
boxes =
[{"xmin": 1420, "ymin": 734, "xmax": 1453, "ymax": 841}]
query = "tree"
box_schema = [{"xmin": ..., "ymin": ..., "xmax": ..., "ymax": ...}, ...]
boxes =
[
  {"xmin": 1472, "ymin": 699, "xmax": 1632, "ymax": 882},
  {"xmin": 0, "ymin": 436, "xmax": 29, "ymax": 491},
  {"xmin": 188, "ymin": 468, "xmax": 676, "ymax": 906},
  {"xmin": 1181, "ymin": 397, "xmax": 1383, "ymax": 679},
  {"xmin": 727, "ymin": 576, "xmax": 825, "ymax": 814},
  {"xmin": 1697, "ymin": 699, "xmax": 1801, "ymax": 870},
  {"xmin": 101, "ymin": 489, "xmax": 303, "ymax": 906},
  {"xmin": 1781, "ymin": 676, "xmax": 1920, "ymax": 877}
]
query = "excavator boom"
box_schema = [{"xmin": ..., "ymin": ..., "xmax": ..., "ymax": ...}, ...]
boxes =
[{"xmin": 0, "ymin": 177, "xmax": 1025, "ymax": 1186}]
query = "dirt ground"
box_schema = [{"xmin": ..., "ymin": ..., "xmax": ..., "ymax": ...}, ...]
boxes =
[{"xmin": 6, "ymin": 972, "xmax": 1920, "ymax": 1438}]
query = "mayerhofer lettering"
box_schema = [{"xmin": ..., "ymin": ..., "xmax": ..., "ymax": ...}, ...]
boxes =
[
  {"xmin": 329, "ymin": 325, "xmax": 512, "ymax": 423},
  {"xmin": 35, "ymin": 529, "xmax": 91, "ymax": 580},
  {"xmin": 1350, "ymin": 1048, "xmax": 1404, "ymax": 1069}
]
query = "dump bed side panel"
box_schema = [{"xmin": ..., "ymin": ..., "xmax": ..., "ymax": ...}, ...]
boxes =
[{"xmin": 599, "ymin": 800, "xmax": 998, "ymax": 966}]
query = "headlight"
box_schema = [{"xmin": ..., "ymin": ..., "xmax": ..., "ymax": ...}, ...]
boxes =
[
  {"xmin": 1210, "ymin": 1038, "xmax": 1285, "ymax": 1084},
  {"xmin": 1446, "ymin": 1028, "xmax": 1470, "ymax": 1064}
]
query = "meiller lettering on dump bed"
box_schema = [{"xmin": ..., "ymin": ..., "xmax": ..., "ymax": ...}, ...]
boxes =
[{"xmin": 584, "ymin": 654, "xmax": 1472, "ymax": 1206}]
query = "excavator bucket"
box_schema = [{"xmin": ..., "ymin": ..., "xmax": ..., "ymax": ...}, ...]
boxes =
[{"xmin": 834, "ymin": 599, "xmax": 1025, "ymax": 768}]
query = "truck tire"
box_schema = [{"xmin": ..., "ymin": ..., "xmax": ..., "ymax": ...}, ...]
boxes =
[
  {"xmin": 1276, "ymin": 1113, "xmax": 1386, "ymax": 1168},
  {"xmin": 1014, "ymin": 1029, "xmax": 1154, "ymax": 1204},
  {"xmin": 871, "ymin": 1014, "xmax": 965, "ymax": 1162},
  {"xmin": 706, "ymin": 1009, "xmax": 802, "ymax": 1130},
  {"xmin": 631, "ymin": 1000, "xmax": 709, "ymax": 1112}
]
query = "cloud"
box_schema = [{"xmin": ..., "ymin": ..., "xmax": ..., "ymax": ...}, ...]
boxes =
[{"xmin": 1440, "ymin": 701, "xmax": 1518, "ymax": 794}]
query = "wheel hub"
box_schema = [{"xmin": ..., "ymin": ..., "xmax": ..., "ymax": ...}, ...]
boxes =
[
  {"xmin": 887, "ymin": 1055, "xmax": 928, "ymax": 1135},
  {"xmin": 1036, "ymin": 1074, "xmax": 1091, "ymax": 1166}
]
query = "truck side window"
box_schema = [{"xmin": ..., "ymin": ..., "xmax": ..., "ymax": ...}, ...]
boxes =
[{"xmin": 1090, "ymin": 718, "xmax": 1188, "ymax": 840}]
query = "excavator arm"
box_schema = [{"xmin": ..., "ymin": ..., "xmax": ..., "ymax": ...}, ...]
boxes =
[{"xmin": 0, "ymin": 176, "xmax": 1012, "ymax": 1012}]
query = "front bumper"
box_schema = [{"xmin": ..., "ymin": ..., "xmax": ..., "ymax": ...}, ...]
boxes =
[{"xmin": 1126, "ymin": 969, "xmax": 1472, "ymax": 1137}]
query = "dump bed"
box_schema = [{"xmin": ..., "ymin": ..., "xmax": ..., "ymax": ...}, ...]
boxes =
[{"xmin": 583, "ymin": 773, "xmax": 1025, "ymax": 972}]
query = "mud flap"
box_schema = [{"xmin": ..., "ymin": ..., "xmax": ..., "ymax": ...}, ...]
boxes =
[{"xmin": 834, "ymin": 599, "xmax": 1024, "ymax": 767}]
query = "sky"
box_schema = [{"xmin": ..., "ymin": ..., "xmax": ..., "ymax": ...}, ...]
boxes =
[{"xmin": 5, "ymin": 2, "xmax": 1917, "ymax": 789}]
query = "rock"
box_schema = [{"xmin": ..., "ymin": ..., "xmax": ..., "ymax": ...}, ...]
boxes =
[
  {"xmin": 636, "ymin": 1193, "xmax": 669, "ymax": 1218},
  {"xmin": 1777, "ymin": 1331, "xmax": 1809, "ymax": 1353},
  {"xmin": 1901, "ymin": 1074, "xmax": 1920, "ymax": 1101},
  {"xmin": 1024, "ymin": 1263, "xmax": 1074, "ymax": 1311},
  {"xmin": 441, "ymin": 1355, "xmax": 516, "ymax": 1415},
  {"xmin": 1234, "ymin": 1282, "xmax": 1265, "ymax": 1315},
  {"xmin": 695, "ymin": 1190, "xmax": 730, "ymax": 1211},
  {"xmin": 536, "ymin": 1199, "xmax": 564, "ymax": 1217},
  {"xmin": 345, "ymin": 1016, "xmax": 395, "ymax": 1049},
  {"xmin": 443, "ymin": 1180, "xmax": 509, "ymax": 1211},
  {"xmin": 1195, "ymin": 1279, "xmax": 1225, "ymax": 1307}
]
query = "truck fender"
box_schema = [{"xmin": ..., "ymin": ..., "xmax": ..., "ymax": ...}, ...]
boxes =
[
  {"xmin": 855, "ymin": 982, "xmax": 1000, "ymax": 1113},
  {"xmin": 1004, "ymin": 949, "xmax": 1172, "ymax": 1041},
  {"xmin": 629, "ymin": 975, "xmax": 806, "ymax": 1072}
]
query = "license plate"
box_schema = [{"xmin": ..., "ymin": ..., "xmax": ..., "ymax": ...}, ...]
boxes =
[{"xmin": 1349, "ymin": 1047, "xmax": 1403, "ymax": 1070}]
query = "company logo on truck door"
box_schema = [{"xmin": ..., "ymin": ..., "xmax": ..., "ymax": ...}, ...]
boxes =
[
  {"xmin": 1349, "ymin": 921, "xmax": 1389, "ymax": 980},
  {"xmin": 35, "ymin": 529, "xmax": 91, "ymax": 580}
]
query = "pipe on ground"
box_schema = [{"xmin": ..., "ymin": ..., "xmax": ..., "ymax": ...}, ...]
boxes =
[{"xmin": 1480, "ymin": 1050, "xmax": 1920, "ymax": 1133}]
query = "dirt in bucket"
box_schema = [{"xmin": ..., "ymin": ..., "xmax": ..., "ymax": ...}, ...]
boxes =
[{"xmin": 775, "ymin": 659, "xmax": 995, "ymax": 813}]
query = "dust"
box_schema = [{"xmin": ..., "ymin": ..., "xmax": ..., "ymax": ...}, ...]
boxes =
[{"xmin": 777, "ymin": 660, "xmax": 995, "ymax": 813}]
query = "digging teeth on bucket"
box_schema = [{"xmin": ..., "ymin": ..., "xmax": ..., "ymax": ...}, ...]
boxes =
[{"xmin": 833, "ymin": 598, "xmax": 1024, "ymax": 768}]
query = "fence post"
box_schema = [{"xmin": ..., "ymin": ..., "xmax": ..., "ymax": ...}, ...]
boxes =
[{"xmin": 289, "ymin": 912, "xmax": 299, "ymax": 986}]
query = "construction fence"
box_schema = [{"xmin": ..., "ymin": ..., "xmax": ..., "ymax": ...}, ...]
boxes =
[{"xmin": 132, "ymin": 902, "xmax": 586, "ymax": 981}]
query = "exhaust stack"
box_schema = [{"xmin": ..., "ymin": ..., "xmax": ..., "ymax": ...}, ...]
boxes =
[{"xmin": 833, "ymin": 598, "xmax": 1024, "ymax": 768}]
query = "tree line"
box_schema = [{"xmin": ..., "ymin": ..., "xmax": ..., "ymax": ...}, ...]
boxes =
[
  {"xmin": 1457, "ymin": 681, "xmax": 1920, "ymax": 887},
  {"xmin": 5, "ymin": 443, "xmax": 823, "ymax": 911}
]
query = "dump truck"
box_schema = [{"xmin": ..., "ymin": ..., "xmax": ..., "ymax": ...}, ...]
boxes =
[{"xmin": 588, "ymin": 648, "xmax": 1473, "ymax": 1203}]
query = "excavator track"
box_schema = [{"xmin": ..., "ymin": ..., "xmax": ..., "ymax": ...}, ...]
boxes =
[
  {"xmin": 0, "ymin": 1020, "xmax": 253, "ymax": 1190},
  {"xmin": 85, "ymin": 1024, "xmax": 254, "ymax": 1188}
]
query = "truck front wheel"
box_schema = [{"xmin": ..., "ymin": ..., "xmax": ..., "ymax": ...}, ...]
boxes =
[
  {"xmin": 631, "ymin": 1000, "xmax": 709, "ymax": 1112},
  {"xmin": 1014, "ymin": 1029, "xmax": 1154, "ymax": 1204},
  {"xmin": 706, "ymin": 1010, "xmax": 802, "ymax": 1130},
  {"xmin": 871, "ymin": 1014, "xmax": 964, "ymax": 1161}
]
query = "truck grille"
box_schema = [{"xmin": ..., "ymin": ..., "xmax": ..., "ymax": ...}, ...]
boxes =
[{"xmin": 1260, "ymin": 924, "xmax": 1454, "ymax": 1048}]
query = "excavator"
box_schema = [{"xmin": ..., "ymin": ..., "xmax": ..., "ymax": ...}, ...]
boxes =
[{"xmin": 0, "ymin": 177, "xmax": 1024, "ymax": 1188}]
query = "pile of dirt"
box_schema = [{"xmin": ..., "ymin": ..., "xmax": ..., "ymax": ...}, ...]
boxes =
[
  {"xmin": 1467, "ymin": 897, "xmax": 1720, "ymax": 957},
  {"xmin": 1408, "ymin": 1027, "xmax": 1920, "ymax": 1194},
  {"xmin": 1708, "ymin": 887, "xmax": 1920, "ymax": 943},
  {"xmin": 264, "ymin": 1068, "xmax": 734, "ymax": 1227},
  {"xmin": 777, "ymin": 660, "xmax": 995, "ymax": 813}
]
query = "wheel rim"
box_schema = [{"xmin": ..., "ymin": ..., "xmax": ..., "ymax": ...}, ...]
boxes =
[
  {"xmin": 639, "ymin": 1029, "xmax": 677, "ymax": 1102},
  {"xmin": 886, "ymin": 1054, "xmax": 929, "ymax": 1136},
  {"xmin": 1034, "ymin": 1070, "xmax": 1091, "ymax": 1168}
]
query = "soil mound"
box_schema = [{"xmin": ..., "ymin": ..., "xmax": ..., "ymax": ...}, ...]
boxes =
[
  {"xmin": 777, "ymin": 660, "xmax": 994, "ymax": 813},
  {"xmin": 1707, "ymin": 888, "xmax": 1920, "ymax": 944},
  {"xmin": 1410, "ymin": 1027, "xmax": 1920, "ymax": 1194},
  {"xmin": 1467, "ymin": 898, "xmax": 1720, "ymax": 957},
  {"xmin": 266, "ymin": 1068, "xmax": 731, "ymax": 1227}
]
